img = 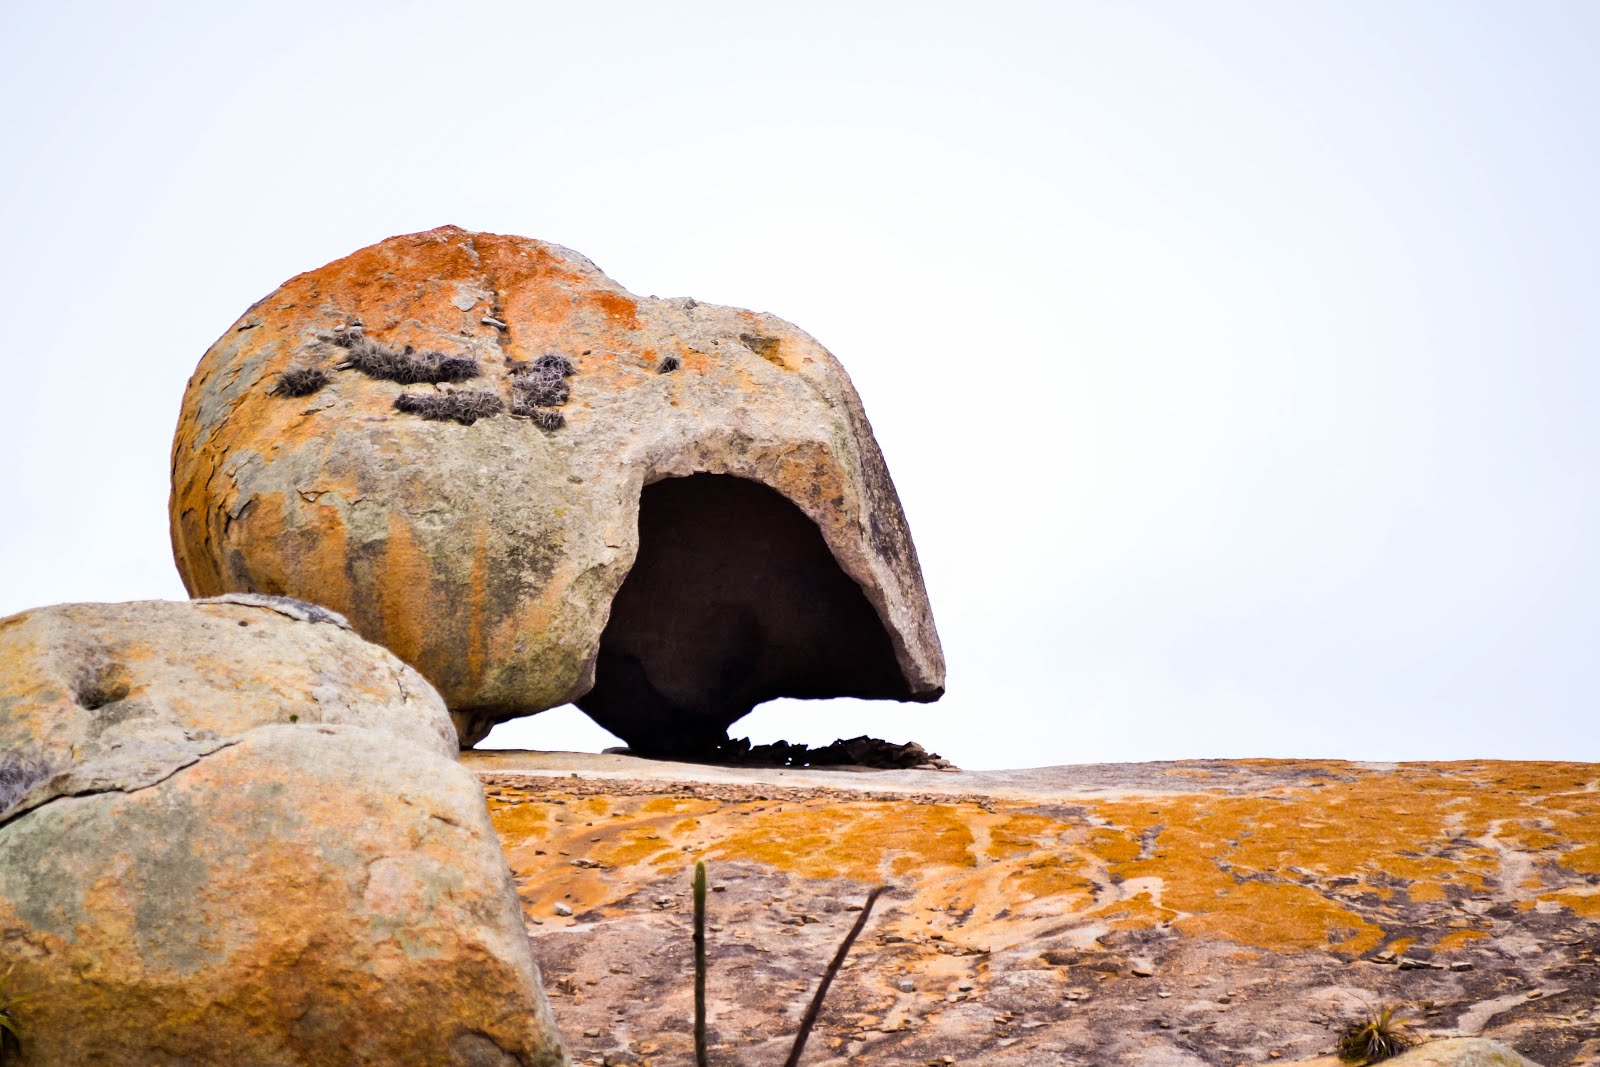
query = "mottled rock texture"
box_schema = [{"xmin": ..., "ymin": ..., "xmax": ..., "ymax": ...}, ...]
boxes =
[
  {"xmin": 0, "ymin": 597, "xmax": 455, "ymax": 779},
  {"xmin": 470, "ymin": 754, "xmax": 1596, "ymax": 1066},
  {"xmin": 0, "ymin": 601, "xmax": 567, "ymax": 1066},
  {"xmin": 1348, "ymin": 1037, "xmax": 1544, "ymax": 1066},
  {"xmin": 168, "ymin": 226, "xmax": 944, "ymax": 752},
  {"xmin": 0, "ymin": 728, "xmax": 566, "ymax": 1066},
  {"xmin": 1292, "ymin": 1037, "xmax": 1545, "ymax": 1065}
]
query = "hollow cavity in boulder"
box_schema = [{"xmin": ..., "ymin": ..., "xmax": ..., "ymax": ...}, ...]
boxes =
[{"xmin": 576, "ymin": 474, "xmax": 908, "ymax": 758}]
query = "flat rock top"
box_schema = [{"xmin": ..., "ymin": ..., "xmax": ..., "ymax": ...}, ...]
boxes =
[
  {"xmin": 466, "ymin": 748, "xmax": 1591, "ymax": 801},
  {"xmin": 468, "ymin": 753, "xmax": 1599, "ymax": 1067}
]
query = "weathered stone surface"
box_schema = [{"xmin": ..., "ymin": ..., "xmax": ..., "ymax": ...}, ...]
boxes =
[
  {"xmin": 471, "ymin": 754, "xmax": 1596, "ymax": 1066},
  {"xmin": 1291, "ymin": 1037, "xmax": 1546, "ymax": 1065},
  {"xmin": 0, "ymin": 598, "xmax": 456, "ymax": 777},
  {"xmin": 169, "ymin": 226, "xmax": 944, "ymax": 752},
  {"xmin": 0, "ymin": 726, "xmax": 567, "ymax": 1066}
]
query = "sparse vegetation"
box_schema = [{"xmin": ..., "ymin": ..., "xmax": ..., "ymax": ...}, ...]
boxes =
[
  {"xmin": 511, "ymin": 403, "xmax": 565, "ymax": 430},
  {"xmin": 0, "ymin": 754, "xmax": 59, "ymax": 811},
  {"xmin": 0, "ymin": 964, "xmax": 27, "ymax": 1063},
  {"xmin": 1337, "ymin": 1004, "xmax": 1413, "ymax": 1064},
  {"xmin": 659, "ymin": 355, "xmax": 681, "ymax": 373},
  {"xmin": 338, "ymin": 337, "xmax": 480, "ymax": 384},
  {"xmin": 693, "ymin": 861, "xmax": 708, "ymax": 1067},
  {"xmin": 511, "ymin": 373, "xmax": 570, "ymax": 408},
  {"xmin": 784, "ymin": 885, "xmax": 885, "ymax": 1067},
  {"xmin": 530, "ymin": 352, "xmax": 575, "ymax": 378},
  {"xmin": 393, "ymin": 390, "xmax": 504, "ymax": 425},
  {"xmin": 511, "ymin": 351, "xmax": 575, "ymax": 407},
  {"xmin": 275, "ymin": 366, "xmax": 329, "ymax": 397},
  {"xmin": 502, "ymin": 351, "xmax": 574, "ymax": 429},
  {"xmin": 689, "ymin": 861, "xmax": 884, "ymax": 1067}
]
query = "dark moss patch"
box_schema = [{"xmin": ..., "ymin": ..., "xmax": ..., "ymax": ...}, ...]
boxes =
[
  {"xmin": 393, "ymin": 390, "xmax": 504, "ymax": 425},
  {"xmin": 659, "ymin": 355, "xmax": 681, "ymax": 374}
]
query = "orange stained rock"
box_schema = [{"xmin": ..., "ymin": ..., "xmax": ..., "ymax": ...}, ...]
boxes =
[
  {"xmin": 484, "ymin": 759, "xmax": 1599, "ymax": 959},
  {"xmin": 171, "ymin": 225, "xmax": 946, "ymax": 748}
]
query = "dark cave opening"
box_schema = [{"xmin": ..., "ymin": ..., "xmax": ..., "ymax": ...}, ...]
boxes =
[{"xmin": 576, "ymin": 474, "xmax": 910, "ymax": 758}]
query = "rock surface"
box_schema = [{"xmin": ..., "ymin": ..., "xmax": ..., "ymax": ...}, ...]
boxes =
[
  {"xmin": 168, "ymin": 226, "xmax": 944, "ymax": 752},
  {"xmin": 470, "ymin": 753, "xmax": 1597, "ymax": 1066},
  {"xmin": 1291, "ymin": 1036, "xmax": 1545, "ymax": 1065},
  {"xmin": 0, "ymin": 727, "xmax": 567, "ymax": 1066},
  {"xmin": 0, "ymin": 597, "xmax": 456, "ymax": 779},
  {"xmin": 0, "ymin": 600, "xmax": 566, "ymax": 1065}
]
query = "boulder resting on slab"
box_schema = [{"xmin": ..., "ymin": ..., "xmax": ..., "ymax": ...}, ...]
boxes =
[
  {"xmin": 0, "ymin": 600, "xmax": 567, "ymax": 1066},
  {"xmin": 0, "ymin": 727, "xmax": 567, "ymax": 1067},
  {"xmin": 169, "ymin": 226, "xmax": 945, "ymax": 754}
]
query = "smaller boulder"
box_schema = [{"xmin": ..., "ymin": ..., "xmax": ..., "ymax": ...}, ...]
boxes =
[
  {"xmin": 0, "ymin": 725, "xmax": 566, "ymax": 1066},
  {"xmin": 0, "ymin": 599, "xmax": 567, "ymax": 1065},
  {"xmin": 0, "ymin": 597, "xmax": 457, "ymax": 772}
]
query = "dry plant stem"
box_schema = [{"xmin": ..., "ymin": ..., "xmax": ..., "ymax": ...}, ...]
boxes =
[
  {"xmin": 693, "ymin": 861, "xmax": 708, "ymax": 1067},
  {"xmin": 783, "ymin": 885, "xmax": 886, "ymax": 1067}
]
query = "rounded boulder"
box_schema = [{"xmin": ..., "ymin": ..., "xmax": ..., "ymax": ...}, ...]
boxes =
[
  {"xmin": 0, "ymin": 724, "xmax": 566, "ymax": 1066},
  {"xmin": 169, "ymin": 226, "xmax": 945, "ymax": 753},
  {"xmin": 0, "ymin": 595, "xmax": 457, "ymax": 769}
]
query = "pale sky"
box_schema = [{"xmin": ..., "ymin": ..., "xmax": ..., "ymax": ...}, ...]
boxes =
[{"xmin": 2, "ymin": 2, "xmax": 1595, "ymax": 768}]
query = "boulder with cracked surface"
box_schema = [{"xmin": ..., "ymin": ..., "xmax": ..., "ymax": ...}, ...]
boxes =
[
  {"xmin": 0, "ymin": 600, "xmax": 567, "ymax": 1066},
  {"xmin": 169, "ymin": 225, "xmax": 945, "ymax": 754},
  {"xmin": 0, "ymin": 726, "xmax": 567, "ymax": 1067}
]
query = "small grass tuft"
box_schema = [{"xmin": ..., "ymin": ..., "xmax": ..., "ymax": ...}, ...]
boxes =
[
  {"xmin": 339, "ymin": 338, "xmax": 481, "ymax": 384},
  {"xmin": 393, "ymin": 390, "xmax": 504, "ymax": 425},
  {"xmin": 658, "ymin": 355, "xmax": 681, "ymax": 373},
  {"xmin": 513, "ymin": 405, "xmax": 565, "ymax": 430},
  {"xmin": 275, "ymin": 366, "xmax": 329, "ymax": 397},
  {"xmin": 512, "ymin": 373, "xmax": 570, "ymax": 408},
  {"xmin": 505, "ymin": 351, "xmax": 575, "ymax": 429},
  {"xmin": 1337, "ymin": 1004, "xmax": 1413, "ymax": 1064},
  {"xmin": 530, "ymin": 352, "xmax": 575, "ymax": 377}
]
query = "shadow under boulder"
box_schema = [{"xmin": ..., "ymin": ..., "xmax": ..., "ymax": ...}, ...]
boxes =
[{"xmin": 578, "ymin": 475, "xmax": 915, "ymax": 758}]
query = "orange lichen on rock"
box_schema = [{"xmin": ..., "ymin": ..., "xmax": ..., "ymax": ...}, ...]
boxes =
[
  {"xmin": 476, "ymin": 757, "xmax": 1597, "ymax": 1066},
  {"xmin": 482, "ymin": 757, "xmax": 1600, "ymax": 962},
  {"xmin": 170, "ymin": 225, "xmax": 945, "ymax": 752},
  {"xmin": 710, "ymin": 802, "xmax": 979, "ymax": 882}
]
